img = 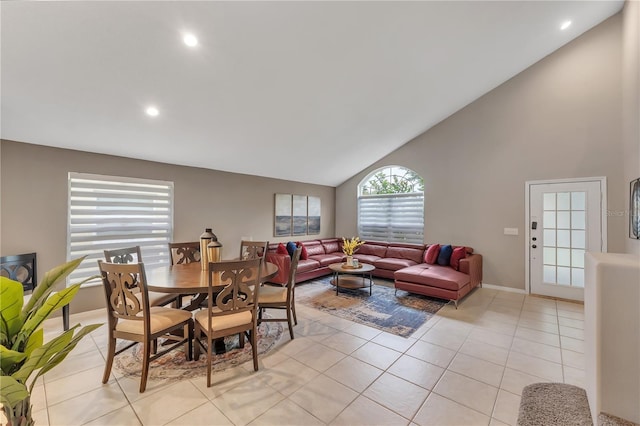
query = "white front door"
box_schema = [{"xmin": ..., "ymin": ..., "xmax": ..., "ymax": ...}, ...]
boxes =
[{"xmin": 528, "ymin": 179, "xmax": 605, "ymax": 301}]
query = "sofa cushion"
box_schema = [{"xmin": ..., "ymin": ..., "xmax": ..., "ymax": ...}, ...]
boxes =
[
  {"xmin": 437, "ymin": 245, "xmax": 453, "ymax": 266},
  {"xmin": 296, "ymin": 258, "xmax": 321, "ymax": 273},
  {"xmin": 385, "ymin": 245, "xmax": 424, "ymax": 264},
  {"xmin": 354, "ymin": 254, "xmax": 381, "ymax": 264},
  {"xmin": 322, "ymin": 240, "xmax": 340, "ymax": 254},
  {"xmin": 424, "ymin": 244, "xmax": 440, "ymax": 264},
  {"xmin": 449, "ymin": 246, "xmax": 467, "ymax": 271},
  {"xmin": 286, "ymin": 241, "xmax": 297, "ymax": 257},
  {"xmin": 296, "ymin": 242, "xmax": 309, "ymax": 260},
  {"xmin": 395, "ymin": 264, "xmax": 470, "ymax": 291},
  {"xmin": 311, "ymin": 253, "xmax": 344, "ymax": 266},
  {"xmin": 276, "ymin": 243, "xmax": 288, "ymax": 255},
  {"xmin": 304, "ymin": 241, "xmax": 326, "ymax": 257},
  {"xmin": 374, "ymin": 257, "xmax": 417, "ymax": 271},
  {"xmin": 358, "ymin": 243, "xmax": 387, "ymax": 258}
]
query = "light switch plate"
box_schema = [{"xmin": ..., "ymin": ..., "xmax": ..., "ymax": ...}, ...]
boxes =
[{"xmin": 504, "ymin": 228, "xmax": 519, "ymax": 236}]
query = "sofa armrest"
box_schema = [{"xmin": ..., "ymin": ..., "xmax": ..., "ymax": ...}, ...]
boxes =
[
  {"xmin": 459, "ymin": 253, "xmax": 483, "ymax": 287},
  {"xmin": 265, "ymin": 252, "xmax": 290, "ymax": 285}
]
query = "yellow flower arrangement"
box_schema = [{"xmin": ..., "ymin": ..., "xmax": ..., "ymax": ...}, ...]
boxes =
[{"xmin": 342, "ymin": 236, "xmax": 365, "ymax": 256}]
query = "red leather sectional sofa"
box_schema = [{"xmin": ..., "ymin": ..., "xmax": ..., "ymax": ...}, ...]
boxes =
[{"xmin": 266, "ymin": 238, "xmax": 483, "ymax": 307}]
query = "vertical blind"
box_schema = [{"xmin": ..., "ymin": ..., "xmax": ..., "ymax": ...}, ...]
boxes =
[
  {"xmin": 67, "ymin": 173, "xmax": 174, "ymax": 286},
  {"xmin": 358, "ymin": 193, "xmax": 424, "ymax": 244}
]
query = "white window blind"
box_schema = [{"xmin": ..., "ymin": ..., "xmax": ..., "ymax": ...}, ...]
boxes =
[
  {"xmin": 67, "ymin": 173, "xmax": 174, "ymax": 286},
  {"xmin": 358, "ymin": 193, "xmax": 424, "ymax": 244}
]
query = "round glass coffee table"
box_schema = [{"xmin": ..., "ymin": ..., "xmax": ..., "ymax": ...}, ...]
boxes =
[{"xmin": 328, "ymin": 262, "xmax": 375, "ymax": 295}]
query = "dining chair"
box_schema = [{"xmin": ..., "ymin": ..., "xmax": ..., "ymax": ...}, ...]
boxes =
[
  {"xmin": 168, "ymin": 242, "xmax": 201, "ymax": 265},
  {"xmin": 98, "ymin": 260, "xmax": 193, "ymax": 392},
  {"xmin": 0, "ymin": 252, "xmax": 37, "ymax": 292},
  {"xmin": 194, "ymin": 258, "xmax": 263, "ymax": 387},
  {"xmin": 239, "ymin": 240, "xmax": 269, "ymax": 260},
  {"xmin": 258, "ymin": 246, "xmax": 302, "ymax": 340},
  {"xmin": 104, "ymin": 246, "xmax": 178, "ymax": 308}
]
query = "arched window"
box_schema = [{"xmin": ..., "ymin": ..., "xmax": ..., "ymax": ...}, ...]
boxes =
[{"xmin": 358, "ymin": 166, "xmax": 424, "ymax": 243}]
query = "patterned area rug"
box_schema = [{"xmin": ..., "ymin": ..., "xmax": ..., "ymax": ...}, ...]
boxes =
[
  {"xmin": 113, "ymin": 321, "xmax": 283, "ymax": 382},
  {"xmin": 296, "ymin": 277, "xmax": 446, "ymax": 337}
]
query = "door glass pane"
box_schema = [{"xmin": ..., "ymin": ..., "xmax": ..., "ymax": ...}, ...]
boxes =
[
  {"xmin": 543, "ymin": 211, "xmax": 556, "ymax": 228},
  {"xmin": 544, "ymin": 229, "xmax": 556, "ymax": 246},
  {"xmin": 544, "ymin": 193, "xmax": 556, "ymax": 210},
  {"xmin": 557, "ymin": 212, "xmax": 570, "ymax": 229},
  {"xmin": 572, "ymin": 268, "xmax": 584, "ymax": 287},
  {"xmin": 544, "ymin": 247, "xmax": 556, "ymax": 265},
  {"xmin": 557, "ymin": 230, "xmax": 570, "ymax": 247},
  {"xmin": 572, "ymin": 211, "xmax": 585, "ymax": 229},
  {"xmin": 557, "ymin": 248, "xmax": 571, "ymax": 266},
  {"xmin": 557, "ymin": 267, "xmax": 571, "ymax": 285},
  {"xmin": 571, "ymin": 192, "xmax": 585, "ymax": 210},
  {"xmin": 557, "ymin": 192, "xmax": 570, "ymax": 210},
  {"xmin": 571, "ymin": 230, "xmax": 585, "ymax": 249},
  {"xmin": 544, "ymin": 265, "xmax": 556, "ymax": 283},
  {"xmin": 571, "ymin": 249, "xmax": 585, "ymax": 268}
]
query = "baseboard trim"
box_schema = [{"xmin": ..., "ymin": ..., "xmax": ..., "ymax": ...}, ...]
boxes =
[{"xmin": 481, "ymin": 283, "xmax": 527, "ymax": 294}]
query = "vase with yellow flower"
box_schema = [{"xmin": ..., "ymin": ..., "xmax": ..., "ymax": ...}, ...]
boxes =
[{"xmin": 342, "ymin": 236, "xmax": 365, "ymax": 267}]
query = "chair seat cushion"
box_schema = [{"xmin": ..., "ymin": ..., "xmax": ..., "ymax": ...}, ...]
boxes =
[
  {"xmin": 115, "ymin": 306, "xmax": 192, "ymax": 335},
  {"xmin": 195, "ymin": 309, "xmax": 253, "ymax": 331},
  {"xmin": 259, "ymin": 285, "xmax": 287, "ymax": 304},
  {"xmin": 135, "ymin": 291, "xmax": 177, "ymax": 307}
]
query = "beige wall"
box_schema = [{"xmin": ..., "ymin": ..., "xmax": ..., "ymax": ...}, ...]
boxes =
[
  {"xmin": 337, "ymin": 14, "xmax": 625, "ymax": 290},
  {"xmin": 623, "ymin": 0, "xmax": 640, "ymax": 254},
  {"xmin": 0, "ymin": 140, "xmax": 335, "ymax": 313}
]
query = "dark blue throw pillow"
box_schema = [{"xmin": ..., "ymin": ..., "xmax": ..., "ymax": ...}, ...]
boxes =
[
  {"xmin": 286, "ymin": 241, "xmax": 297, "ymax": 257},
  {"xmin": 437, "ymin": 244, "xmax": 453, "ymax": 266}
]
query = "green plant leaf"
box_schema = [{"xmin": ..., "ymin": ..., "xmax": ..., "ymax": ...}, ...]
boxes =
[
  {"xmin": 0, "ymin": 376, "xmax": 29, "ymax": 408},
  {"xmin": 0, "ymin": 277, "xmax": 25, "ymax": 339},
  {"xmin": 23, "ymin": 257, "xmax": 84, "ymax": 314},
  {"xmin": 30, "ymin": 323, "xmax": 102, "ymax": 391},
  {"xmin": 0, "ymin": 344, "xmax": 27, "ymax": 375},
  {"xmin": 11, "ymin": 328, "xmax": 74, "ymax": 383},
  {"xmin": 13, "ymin": 285, "xmax": 80, "ymax": 351},
  {"xmin": 24, "ymin": 328, "xmax": 43, "ymax": 358}
]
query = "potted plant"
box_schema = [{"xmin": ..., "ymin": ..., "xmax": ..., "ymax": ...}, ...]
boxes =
[
  {"xmin": 342, "ymin": 237, "xmax": 365, "ymax": 267},
  {"xmin": 0, "ymin": 257, "xmax": 102, "ymax": 426}
]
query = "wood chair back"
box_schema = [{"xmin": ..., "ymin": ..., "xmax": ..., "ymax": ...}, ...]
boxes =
[
  {"xmin": 239, "ymin": 240, "xmax": 269, "ymax": 260},
  {"xmin": 168, "ymin": 242, "xmax": 201, "ymax": 265},
  {"xmin": 104, "ymin": 246, "xmax": 142, "ymax": 264}
]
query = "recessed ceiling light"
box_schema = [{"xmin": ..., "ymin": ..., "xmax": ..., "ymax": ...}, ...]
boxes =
[
  {"xmin": 183, "ymin": 33, "xmax": 198, "ymax": 47},
  {"xmin": 560, "ymin": 20, "xmax": 572, "ymax": 30},
  {"xmin": 145, "ymin": 106, "xmax": 159, "ymax": 117}
]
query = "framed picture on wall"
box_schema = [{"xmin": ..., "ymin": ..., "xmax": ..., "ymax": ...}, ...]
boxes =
[
  {"xmin": 631, "ymin": 178, "xmax": 640, "ymax": 239},
  {"xmin": 292, "ymin": 195, "xmax": 308, "ymax": 235},
  {"xmin": 308, "ymin": 196, "xmax": 321, "ymax": 234},
  {"xmin": 274, "ymin": 194, "xmax": 292, "ymax": 237}
]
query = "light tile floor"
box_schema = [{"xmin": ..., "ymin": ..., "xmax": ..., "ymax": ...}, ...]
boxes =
[{"xmin": 22, "ymin": 286, "xmax": 585, "ymax": 426}]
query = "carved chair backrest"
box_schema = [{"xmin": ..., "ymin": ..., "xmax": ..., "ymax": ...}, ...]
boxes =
[
  {"xmin": 104, "ymin": 246, "xmax": 143, "ymax": 264},
  {"xmin": 98, "ymin": 260, "xmax": 150, "ymax": 328},
  {"xmin": 239, "ymin": 241, "xmax": 269, "ymax": 260},
  {"xmin": 168, "ymin": 242, "xmax": 201, "ymax": 265},
  {"xmin": 206, "ymin": 258, "xmax": 262, "ymax": 322}
]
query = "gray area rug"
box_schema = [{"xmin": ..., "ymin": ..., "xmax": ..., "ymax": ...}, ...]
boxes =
[
  {"xmin": 517, "ymin": 383, "xmax": 593, "ymax": 426},
  {"xmin": 296, "ymin": 276, "xmax": 446, "ymax": 337}
]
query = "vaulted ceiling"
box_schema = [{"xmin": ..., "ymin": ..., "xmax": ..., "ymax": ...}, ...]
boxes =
[{"xmin": 1, "ymin": 1, "xmax": 624, "ymax": 186}]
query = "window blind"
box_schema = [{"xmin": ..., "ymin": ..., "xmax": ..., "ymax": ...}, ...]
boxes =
[
  {"xmin": 358, "ymin": 193, "xmax": 424, "ymax": 244},
  {"xmin": 67, "ymin": 173, "xmax": 174, "ymax": 286}
]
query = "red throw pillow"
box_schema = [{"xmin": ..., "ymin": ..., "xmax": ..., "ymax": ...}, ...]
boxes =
[
  {"xmin": 424, "ymin": 244, "xmax": 440, "ymax": 264},
  {"xmin": 450, "ymin": 246, "xmax": 467, "ymax": 271},
  {"xmin": 296, "ymin": 241, "xmax": 309, "ymax": 260},
  {"xmin": 276, "ymin": 243, "xmax": 288, "ymax": 255}
]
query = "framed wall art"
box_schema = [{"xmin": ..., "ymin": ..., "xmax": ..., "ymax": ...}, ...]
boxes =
[
  {"xmin": 274, "ymin": 193, "xmax": 321, "ymax": 237},
  {"xmin": 308, "ymin": 196, "xmax": 321, "ymax": 234},
  {"xmin": 274, "ymin": 194, "xmax": 292, "ymax": 237},
  {"xmin": 292, "ymin": 195, "xmax": 308, "ymax": 236}
]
